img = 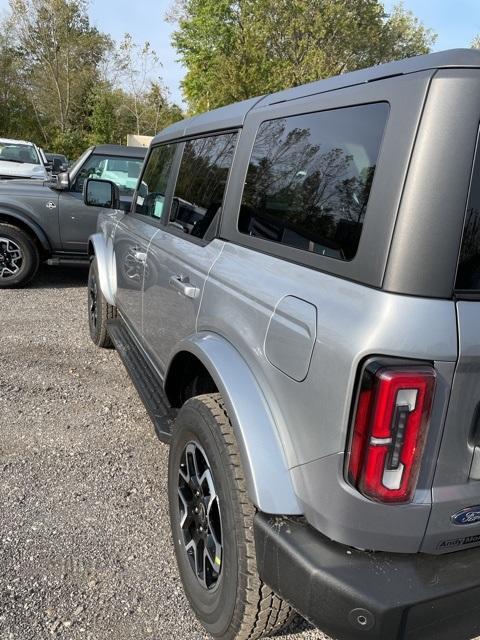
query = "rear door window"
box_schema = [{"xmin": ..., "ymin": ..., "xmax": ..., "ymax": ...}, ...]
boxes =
[
  {"xmin": 239, "ymin": 103, "xmax": 388, "ymax": 261},
  {"xmin": 456, "ymin": 140, "xmax": 480, "ymax": 290},
  {"xmin": 168, "ymin": 133, "xmax": 237, "ymax": 240}
]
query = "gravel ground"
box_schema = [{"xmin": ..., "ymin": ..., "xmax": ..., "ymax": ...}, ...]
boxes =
[{"xmin": 0, "ymin": 264, "xmax": 329, "ymax": 640}]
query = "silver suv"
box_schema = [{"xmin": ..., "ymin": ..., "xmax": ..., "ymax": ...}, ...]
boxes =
[{"xmin": 86, "ymin": 49, "xmax": 480, "ymax": 640}]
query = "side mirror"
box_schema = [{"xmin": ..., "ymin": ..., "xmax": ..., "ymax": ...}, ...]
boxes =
[
  {"xmin": 52, "ymin": 158, "xmax": 63, "ymax": 173},
  {"xmin": 84, "ymin": 178, "xmax": 120, "ymax": 209},
  {"xmin": 52, "ymin": 171, "xmax": 70, "ymax": 190}
]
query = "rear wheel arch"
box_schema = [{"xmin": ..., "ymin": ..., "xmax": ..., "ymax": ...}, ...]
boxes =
[
  {"xmin": 165, "ymin": 351, "xmax": 218, "ymax": 408},
  {"xmin": 165, "ymin": 334, "xmax": 302, "ymax": 515}
]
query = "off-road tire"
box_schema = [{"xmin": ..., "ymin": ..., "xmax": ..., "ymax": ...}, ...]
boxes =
[
  {"xmin": 88, "ymin": 257, "xmax": 117, "ymax": 348},
  {"xmin": 168, "ymin": 393, "xmax": 294, "ymax": 639},
  {"xmin": 0, "ymin": 223, "xmax": 39, "ymax": 288}
]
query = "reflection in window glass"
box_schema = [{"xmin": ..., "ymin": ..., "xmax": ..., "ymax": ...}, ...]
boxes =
[
  {"xmin": 170, "ymin": 133, "xmax": 237, "ymax": 239},
  {"xmin": 456, "ymin": 144, "xmax": 480, "ymax": 290},
  {"xmin": 74, "ymin": 154, "xmax": 144, "ymax": 196},
  {"xmin": 239, "ymin": 103, "xmax": 389, "ymax": 261},
  {"xmin": 134, "ymin": 145, "xmax": 176, "ymax": 218}
]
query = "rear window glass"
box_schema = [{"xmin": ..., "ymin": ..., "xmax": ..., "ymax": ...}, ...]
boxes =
[
  {"xmin": 238, "ymin": 103, "xmax": 389, "ymax": 261},
  {"xmin": 456, "ymin": 142, "xmax": 480, "ymax": 290}
]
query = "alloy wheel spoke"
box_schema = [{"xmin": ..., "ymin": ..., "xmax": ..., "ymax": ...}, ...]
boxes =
[
  {"xmin": 177, "ymin": 441, "xmax": 223, "ymax": 590},
  {"xmin": 0, "ymin": 237, "xmax": 23, "ymax": 279}
]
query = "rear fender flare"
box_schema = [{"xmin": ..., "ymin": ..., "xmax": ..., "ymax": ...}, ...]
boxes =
[{"xmin": 166, "ymin": 332, "xmax": 302, "ymax": 515}]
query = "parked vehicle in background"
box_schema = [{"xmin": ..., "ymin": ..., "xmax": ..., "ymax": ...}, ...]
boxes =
[
  {"xmin": 0, "ymin": 138, "xmax": 49, "ymax": 180},
  {"xmin": 87, "ymin": 49, "xmax": 480, "ymax": 640},
  {"xmin": 45, "ymin": 152, "xmax": 69, "ymax": 174},
  {"xmin": 0, "ymin": 144, "xmax": 146, "ymax": 287}
]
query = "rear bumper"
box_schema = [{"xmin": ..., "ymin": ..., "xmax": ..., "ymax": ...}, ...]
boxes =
[{"xmin": 254, "ymin": 513, "xmax": 480, "ymax": 640}]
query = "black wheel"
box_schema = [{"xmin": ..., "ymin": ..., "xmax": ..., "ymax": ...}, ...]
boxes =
[
  {"xmin": 88, "ymin": 257, "xmax": 117, "ymax": 348},
  {"xmin": 0, "ymin": 223, "xmax": 39, "ymax": 288},
  {"xmin": 168, "ymin": 393, "xmax": 293, "ymax": 640}
]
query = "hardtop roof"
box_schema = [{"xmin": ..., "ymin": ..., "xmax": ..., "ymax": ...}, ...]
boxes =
[
  {"xmin": 0, "ymin": 137, "xmax": 36, "ymax": 146},
  {"xmin": 151, "ymin": 48, "xmax": 480, "ymax": 145},
  {"xmin": 93, "ymin": 144, "xmax": 147, "ymax": 158}
]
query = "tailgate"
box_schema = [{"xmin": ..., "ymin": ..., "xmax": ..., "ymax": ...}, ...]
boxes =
[{"xmin": 422, "ymin": 301, "xmax": 480, "ymax": 553}]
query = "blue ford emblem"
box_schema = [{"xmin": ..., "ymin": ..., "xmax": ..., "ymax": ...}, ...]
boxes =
[{"xmin": 451, "ymin": 507, "xmax": 480, "ymax": 525}]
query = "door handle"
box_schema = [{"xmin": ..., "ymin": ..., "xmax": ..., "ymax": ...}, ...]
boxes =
[
  {"xmin": 133, "ymin": 251, "xmax": 147, "ymax": 263},
  {"xmin": 169, "ymin": 275, "xmax": 200, "ymax": 299}
]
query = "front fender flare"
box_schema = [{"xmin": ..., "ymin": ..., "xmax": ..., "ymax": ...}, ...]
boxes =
[
  {"xmin": 167, "ymin": 333, "xmax": 302, "ymax": 515},
  {"xmin": 88, "ymin": 233, "xmax": 116, "ymax": 306},
  {"xmin": 0, "ymin": 208, "xmax": 51, "ymax": 252}
]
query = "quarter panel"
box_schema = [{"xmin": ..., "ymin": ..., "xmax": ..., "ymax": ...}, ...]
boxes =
[{"xmin": 199, "ymin": 243, "xmax": 457, "ymax": 470}]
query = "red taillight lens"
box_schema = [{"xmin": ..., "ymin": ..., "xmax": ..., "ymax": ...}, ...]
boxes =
[{"xmin": 347, "ymin": 365, "xmax": 436, "ymax": 503}]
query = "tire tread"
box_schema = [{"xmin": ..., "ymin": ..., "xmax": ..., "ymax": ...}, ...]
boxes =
[{"xmin": 195, "ymin": 393, "xmax": 294, "ymax": 640}]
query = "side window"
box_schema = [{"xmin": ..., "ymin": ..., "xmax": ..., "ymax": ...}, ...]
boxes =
[
  {"xmin": 239, "ymin": 103, "xmax": 389, "ymax": 262},
  {"xmin": 133, "ymin": 144, "xmax": 176, "ymax": 219},
  {"xmin": 73, "ymin": 154, "xmax": 144, "ymax": 197},
  {"xmin": 169, "ymin": 133, "xmax": 237, "ymax": 240},
  {"xmin": 456, "ymin": 138, "xmax": 480, "ymax": 290}
]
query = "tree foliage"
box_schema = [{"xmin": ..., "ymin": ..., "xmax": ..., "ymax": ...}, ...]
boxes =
[
  {"xmin": 171, "ymin": 0, "xmax": 437, "ymax": 113},
  {"xmin": 0, "ymin": 0, "xmax": 183, "ymax": 157}
]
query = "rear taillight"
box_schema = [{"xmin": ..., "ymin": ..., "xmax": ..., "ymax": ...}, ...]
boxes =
[{"xmin": 347, "ymin": 364, "xmax": 436, "ymax": 503}]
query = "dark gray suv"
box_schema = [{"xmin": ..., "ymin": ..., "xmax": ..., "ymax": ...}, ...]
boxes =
[
  {"xmin": 86, "ymin": 50, "xmax": 480, "ymax": 640},
  {"xmin": 0, "ymin": 144, "xmax": 146, "ymax": 287}
]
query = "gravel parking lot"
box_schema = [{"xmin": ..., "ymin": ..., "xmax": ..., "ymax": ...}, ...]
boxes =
[{"xmin": 0, "ymin": 264, "xmax": 328, "ymax": 640}]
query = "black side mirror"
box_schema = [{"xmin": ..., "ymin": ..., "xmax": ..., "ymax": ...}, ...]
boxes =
[
  {"xmin": 52, "ymin": 158, "xmax": 63, "ymax": 173},
  {"xmin": 84, "ymin": 178, "xmax": 120, "ymax": 209}
]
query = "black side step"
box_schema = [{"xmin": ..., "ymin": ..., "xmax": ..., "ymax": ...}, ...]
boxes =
[
  {"xmin": 107, "ymin": 318, "xmax": 175, "ymax": 443},
  {"xmin": 47, "ymin": 254, "xmax": 89, "ymax": 266}
]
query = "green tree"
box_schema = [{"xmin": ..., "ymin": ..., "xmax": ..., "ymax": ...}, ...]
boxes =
[
  {"xmin": 170, "ymin": 0, "xmax": 437, "ymax": 113},
  {"xmin": 112, "ymin": 34, "xmax": 183, "ymax": 136},
  {"xmin": 9, "ymin": 0, "xmax": 112, "ymax": 154},
  {"xmin": 0, "ymin": 26, "xmax": 41, "ymax": 140}
]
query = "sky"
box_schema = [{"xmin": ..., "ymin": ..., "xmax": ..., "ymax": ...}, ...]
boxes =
[{"xmin": 1, "ymin": 0, "xmax": 480, "ymax": 106}]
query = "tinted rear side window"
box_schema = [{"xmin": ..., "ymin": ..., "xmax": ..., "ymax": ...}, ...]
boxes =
[
  {"xmin": 239, "ymin": 103, "xmax": 389, "ymax": 261},
  {"xmin": 456, "ymin": 141, "xmax": 480, "ymax": 290}
]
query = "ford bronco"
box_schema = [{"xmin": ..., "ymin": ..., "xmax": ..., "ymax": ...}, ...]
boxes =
[
  {"xmin": 86, "ymin": 50, "xmax": 480, "ymax": 640},
  {"xmin": 0, "ymin": 144, "xmax": 146, "ymax": 287}
]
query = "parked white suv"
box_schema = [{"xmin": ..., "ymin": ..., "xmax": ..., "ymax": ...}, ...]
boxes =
[{"xmin": 0, "ymin": 138, "xmax": 49, "ymax": 180}]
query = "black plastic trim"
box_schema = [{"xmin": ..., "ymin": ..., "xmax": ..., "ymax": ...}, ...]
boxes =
[
  {"xmin": 254, "ymin": 512, "xmax": 480, "ymax": 640},
  {"xmin": 107, "ymin": 317, "xmax": 176, "ymax": 442}
]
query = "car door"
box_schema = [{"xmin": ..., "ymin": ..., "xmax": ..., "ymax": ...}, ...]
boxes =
[
  {"xmin": 142, "ymin": 132, "xmax": 238, "ymax": 373},
  {"xmin": 58, "ymin": 152, "xmax": 144, "ymax": 252},
  {"xmin": 113, "ymin": 143, "xmax": 178, "ymax": 338}
]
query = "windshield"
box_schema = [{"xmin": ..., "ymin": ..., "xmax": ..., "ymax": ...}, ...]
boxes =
[
  {"xmin": 0, "ymin": 142, "xmax": 40, "ymax": 165},
  {"xmin": 68, "ymin": 148, "xmax": 93, "ymax": 177}
]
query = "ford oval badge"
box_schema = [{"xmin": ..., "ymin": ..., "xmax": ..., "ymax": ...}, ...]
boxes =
[{"xmin": 451, "ymin": 507, "xmax": 480, "ymax": 525}]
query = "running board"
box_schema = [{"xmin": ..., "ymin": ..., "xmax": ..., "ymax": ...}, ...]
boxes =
[
  {"xmin": 107, "ymin": 318, "xmax": 175, "ymax": 443},
  {"xmin": 47, "ymin": 255, "xmax": 89, "ymax": 266}
]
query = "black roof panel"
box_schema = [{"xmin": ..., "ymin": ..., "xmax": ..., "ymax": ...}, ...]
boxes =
[{"xmin": 93, "ymin": 144, "xmax": 147, "ymax": 158}]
